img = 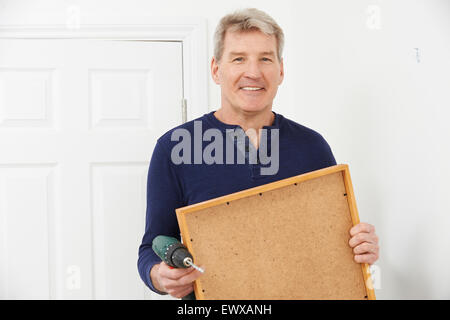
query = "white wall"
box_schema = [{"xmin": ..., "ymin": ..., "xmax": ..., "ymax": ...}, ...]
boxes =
[
  {"xmin": 291, "ymin": 0, "xmax": 450, "ymax": 300},
  {"xmin": 1, "ymin": 0, "xmax": 449, "ymax": 299}
]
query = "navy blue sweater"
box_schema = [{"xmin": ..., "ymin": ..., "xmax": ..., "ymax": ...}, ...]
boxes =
[{"xmin": 137, "ymin": 111, "xmax": 336, "ymax": 293}]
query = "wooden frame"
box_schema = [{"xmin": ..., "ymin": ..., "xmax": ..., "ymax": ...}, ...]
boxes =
[{"xmin": 176, "ymin": 164, "xmax": 376, "ymax": 300}]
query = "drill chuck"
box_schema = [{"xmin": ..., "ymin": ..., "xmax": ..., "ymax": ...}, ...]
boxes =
[
  {"xmin": 167, "ymin": 242, "xmax": 193, "ymax": 268},
  {"xmin": 183, "ymin": 257, "xmax": 195, "ymax": 268},
  {"xmin": 152, "ymin": 235, "xmax": 204, "ymax": 273}
]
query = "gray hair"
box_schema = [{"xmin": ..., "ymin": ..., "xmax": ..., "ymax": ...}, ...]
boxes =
[{"xmin": 213, "ymin": 8, "xmax": 285, "ymax": 62}]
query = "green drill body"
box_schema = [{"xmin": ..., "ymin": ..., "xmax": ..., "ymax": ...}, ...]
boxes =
[{"xmin": 152, "ymin": 235, "xmax": 204, "ymax": 272}]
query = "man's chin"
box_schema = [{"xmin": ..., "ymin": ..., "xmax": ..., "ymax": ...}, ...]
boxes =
[{"xmin": 237, "ymin": 105, "xmax": 271, "ymax": 113}]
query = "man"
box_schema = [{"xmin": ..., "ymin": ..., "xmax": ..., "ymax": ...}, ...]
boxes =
[{"xmin": 138, "ymin": 8, "xmax": 379, "ymax": 299}]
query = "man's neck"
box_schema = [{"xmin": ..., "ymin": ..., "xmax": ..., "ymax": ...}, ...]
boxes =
[
  {"xmin": 214, "ymin": 107, "xmax": 275, "ymax": 149},
  {"xmin": 214, "ymin": 107, "xmax": 274, "ymax": 132}
]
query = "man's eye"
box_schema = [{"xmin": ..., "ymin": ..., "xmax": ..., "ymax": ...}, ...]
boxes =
[
  {"xmin": 233, "ymin": 57, "xmax": 244, "ymax": 62},
  {"xmin": 262, "ymin": 57, "xmax": 272, "ymax": 62}
]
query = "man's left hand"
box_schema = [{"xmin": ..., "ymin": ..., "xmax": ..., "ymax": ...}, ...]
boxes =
[{"xmin": 349, "ymin": 222, "xmax": 379, "ymax": 265}]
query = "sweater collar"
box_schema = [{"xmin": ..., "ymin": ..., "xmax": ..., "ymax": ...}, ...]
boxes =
[{"xmin": 205, "ymin": 110, "xmax": 282, "ymax": 131}]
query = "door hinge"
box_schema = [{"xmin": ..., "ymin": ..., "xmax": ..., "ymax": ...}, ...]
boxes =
[{"xmin": 181, "ymin": 98, "xmax": 187, "ymax": 123}]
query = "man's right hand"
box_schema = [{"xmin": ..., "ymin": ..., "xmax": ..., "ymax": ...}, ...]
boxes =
[{"xmin": 150, "ymin": 262, "xmax": 203, "ymax": 298}]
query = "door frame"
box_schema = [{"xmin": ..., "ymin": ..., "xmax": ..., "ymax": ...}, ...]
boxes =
[
  {"xmin": 0, "ymin": 17, "xmax": 209, "ymax": 121},
  {"xmin": 0, "ymin": 16, "xmax": 208, "ymax": 299}
]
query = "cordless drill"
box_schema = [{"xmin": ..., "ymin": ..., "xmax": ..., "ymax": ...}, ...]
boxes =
[{"xmin": 152, "ymin": 235, "xmax": 204, "ymax": 273}]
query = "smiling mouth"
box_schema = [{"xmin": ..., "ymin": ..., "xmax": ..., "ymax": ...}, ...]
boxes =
[{"xmin": 240, "ymin": 87, "xmax": 265, "ymax": 91}]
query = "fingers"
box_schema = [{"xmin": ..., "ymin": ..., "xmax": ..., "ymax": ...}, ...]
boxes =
[
  {"xmin": 163, "ymin": 270, "xmax": 202, "ymax": 298},
  {"xmin": 166, "ymin": 282, "xmax": 194, "ymax": 298},
  {"xmin": 352, "ymin": 241, "xmax": 380, "ymax": 265},
  {"xmin": 174, "ymin": 268, "xmax": 204, "ymax": 287},
  {"xmin": 349, "ymin": 222, "xmax": 379, "ymax": 265},
  {"xmin": 353, "ymin": 241, "xmax": 378, "ymax": 255},
  {"xmin": 354, "ymin": 253, "xmax": 378, "ymax": 265},
  {"xmin": 350, "ymin": 222, "xmax": 375, "ymax": 237},
  {"xmin": 157, "ymin": 262, "xmax": 204, "ymax": 298},
  {"xmin": 158, "ymin": 262, "xmax": 197, "ymax": 280},
  {"xmin": 348, "ymin": 232, "xmax": 378, "ymax": 248}
]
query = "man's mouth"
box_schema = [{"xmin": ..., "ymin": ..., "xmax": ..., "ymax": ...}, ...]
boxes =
[{"xmin": 240, "ymin": 87, "xmax": 265, "ymax": 91}]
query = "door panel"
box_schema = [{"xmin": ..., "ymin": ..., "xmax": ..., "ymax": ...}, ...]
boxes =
[{"xmin": 0, "ymin": 39, "xmax": 183, "ymax": 299}]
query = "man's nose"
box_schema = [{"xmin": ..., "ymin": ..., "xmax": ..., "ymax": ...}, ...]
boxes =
[{"xmin": 243, "ymin": 60, "xmax": 263, "ymax": 78}]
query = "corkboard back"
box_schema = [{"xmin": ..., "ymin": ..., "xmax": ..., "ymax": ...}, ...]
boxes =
[{"xmin": 176, "ymin": 164, "xmax": 375, "ymax": 300}]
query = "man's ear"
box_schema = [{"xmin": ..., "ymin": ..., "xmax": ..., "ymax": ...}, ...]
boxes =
[
  {"xmin": 211, "ymin": 56, "xmax": 220, "ymax": 85},
  {"xmin": 278, "ymin": 58, "xmax": 285, "ymax": 85}
]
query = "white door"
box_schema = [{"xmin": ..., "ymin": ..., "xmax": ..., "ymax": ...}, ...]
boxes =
[{"xmin": 0, "ymin": 39, "xmax": 183, "ymax": 299}]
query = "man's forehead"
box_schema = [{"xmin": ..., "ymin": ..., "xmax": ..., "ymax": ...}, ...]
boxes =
[{"xmin": 223, "ymin": 30, "xmax": 277, "ymax": 55}]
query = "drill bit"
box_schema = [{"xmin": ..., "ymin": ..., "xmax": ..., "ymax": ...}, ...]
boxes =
[{"xmin": 183, "ymin": 257, "xmax": 205, "ymax": 273}]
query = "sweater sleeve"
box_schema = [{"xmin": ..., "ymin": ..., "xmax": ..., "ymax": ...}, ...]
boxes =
[
  {"xmin": 321, "ymin": 136, "xmax": 337, "ymax": 167},
  {"xmin": 137, "ymin": 138, "xmax": 184, "ymax": 294}
]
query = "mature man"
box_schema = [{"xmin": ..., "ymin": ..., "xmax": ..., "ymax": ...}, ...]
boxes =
[{"xmin": 138, "ymin": 8, "xmax": 379, "ymax": 299}]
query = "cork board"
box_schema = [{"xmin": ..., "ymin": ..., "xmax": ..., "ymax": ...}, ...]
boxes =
[{"xmin": 176, "ymin": 164, "xmax": 375, "ymax": 300}]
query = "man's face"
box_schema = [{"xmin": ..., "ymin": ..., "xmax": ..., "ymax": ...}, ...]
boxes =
[{"xmin": 211, "ymin": 29, "xmax": 284, "ymax": 114}]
